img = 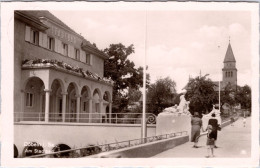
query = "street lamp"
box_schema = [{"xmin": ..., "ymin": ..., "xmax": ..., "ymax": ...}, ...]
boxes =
[{"xmin": 141, "ymin": 11, "xmax": 147, "ymax": 142}]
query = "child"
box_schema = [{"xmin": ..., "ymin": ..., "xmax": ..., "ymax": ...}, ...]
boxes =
[{"xmin": 206, "ymin": 125, "xmax": 215, "ymax": 158}]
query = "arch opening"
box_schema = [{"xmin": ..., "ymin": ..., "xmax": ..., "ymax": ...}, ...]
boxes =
[
  {"xmin": 66, "ymin": 83, "xmax": 78, "ymax": 122},
  {"xmin": 50, "ymin": 79, "xmax": 63, "ymax": 122},
  {"xmin": 14, "ymin": 144, "xmax": 18, "ymax": 158},
  {"xmin": 80, "ymin": 86, "xmax": 91, "ymax": 123},
  {"xmin": 23, "ymin": 77, "xmax": 45, "ymax": 121},
  {"xmin": 52, "ymin": 144, "xmax": 71, "ymax": 158}
]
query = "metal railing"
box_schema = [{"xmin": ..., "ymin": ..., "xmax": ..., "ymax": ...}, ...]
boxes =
[
  {"xmin": 14, "ymin": 112, "xmax": 157, "ymax": 124},
  {"xmin": 25, "ymin": 131, "xmax": 188, "ymax": 158}
]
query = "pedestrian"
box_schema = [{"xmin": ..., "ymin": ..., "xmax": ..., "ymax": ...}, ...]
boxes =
[
  {"xmin": 191, "ymin": 112, "xmax": 203, "ymax": 148},
  {"xmin": 243, "ymin": 117, "xmax": 246, "ymax": 127},
  {"xmin": 205, "ymin": 125, "xmax": 215, "ymax": 158},
  {"xmin": 208, "ymin": 113, "xmax": 220, "ymax": 148},
  {"xmin": 230, "ymin": 117, "xmax": 235, "ymax": 126}
]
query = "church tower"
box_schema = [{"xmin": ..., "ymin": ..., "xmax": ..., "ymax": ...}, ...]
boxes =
[{"xmin": 222, "ymin": 40, "xmax": 237, "ymax": 86}]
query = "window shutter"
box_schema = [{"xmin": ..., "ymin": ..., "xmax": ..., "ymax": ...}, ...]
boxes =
[
  {"xmin": 42, "ymin": 33, "xmax": 48, "ymax": 48},
  {"xmin": 80, "ymin": 50, "xmax": 86, "ymax": 62},
  {"xmin": 68, "ymin": 45, "xmax": 74, "ymax": 58},
  {"xmin": 54, "ymin": 38, "xmax": 62, "ymax": 54},
  {"xmin": 54, "ymin": 38, "xmax": 59, "ymax": 53},
  {"xmin": 58, "ymin": 40, "xmax": 63, "ymax": 54},
  {"xmin": 25, "ymin": 26, "xmax": 31, "ymax": 42},
  {"xmin": 90, "ymin": 54, "xmax": 93, "ymax": 65},
  {"xmin": 39, "ymin": 32, "xmax": 43, "ymax": 47}
]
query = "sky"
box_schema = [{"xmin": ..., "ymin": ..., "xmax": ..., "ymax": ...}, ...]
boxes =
[{"xmin": 51, "ymin": 10, "xmax": 251, "ymax": 93}]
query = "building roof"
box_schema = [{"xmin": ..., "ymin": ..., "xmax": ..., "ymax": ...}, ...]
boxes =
[
  {"xmin": 224, "ymin": 43, "xmax": 236, "ymax": 63},
  {"xmin": 16, "ymin": 10, "xmax": 108, "ymax": 59},
  {"xmin": 18, "ymin": 10, "xmax": 77, "ymax": 35}
]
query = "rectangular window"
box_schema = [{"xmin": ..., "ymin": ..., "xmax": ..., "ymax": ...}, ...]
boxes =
[
  {"xmin": 75, "ymin": 49, "xmax": 80, "ymax": 60},
  {"xmin": 86, "ymin": 53, "xmax": 90, "ymax": 64},
  {"xmin": 47, "ymin": 36, "xmax": 54, "ymax": 51},
  {"xmin": 83, "ymin": 102, "xmax": 87, "ymax": 112},
  {"xmin": 63, "ymin": 43, "xmax": 68, "ymax": 56},
  {"xmin": 95, "ymin": 103, "xmax": 99, "ymax": 112},
  {"xmin": 26, "ymin": 93, "xmax": 33, "ymax": 107},
  {"xmin": 30, "ymin": 29, "xmax": 39, "ymax": 45},
  {"xmin": 59, "ymin": 99, "xmax": 62, "ymax": 117}
]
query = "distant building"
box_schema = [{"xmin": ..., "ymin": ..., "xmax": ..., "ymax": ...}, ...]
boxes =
[
  {"xmin": 213, "ymin": 41, "xmax": 238, "ymax": 91},
  {"xmin": 183, "ymin": 41, "xmax": 238, "ymax": 92}
]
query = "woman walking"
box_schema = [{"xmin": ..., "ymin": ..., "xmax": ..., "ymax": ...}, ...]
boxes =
[{"xmin": 191, "ymin": 112, "xmax": 203, "ymax": 148}]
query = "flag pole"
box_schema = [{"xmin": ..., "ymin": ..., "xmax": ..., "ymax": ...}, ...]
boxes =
[
  {"xmin": 218, "ymin": 45, "xmax": 221, "ymax": 112},
  {"xmin": 141, "ymin": 11, "xmax": 147, "ymax": 142}
]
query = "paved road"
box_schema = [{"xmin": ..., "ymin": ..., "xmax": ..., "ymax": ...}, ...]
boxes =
[{"xmin": 152, "ymin": 117, "xmax": 251, "ymax": 158}]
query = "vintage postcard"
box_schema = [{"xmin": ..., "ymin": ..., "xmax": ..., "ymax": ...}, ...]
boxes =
[{"xmin": 1, "ymin": 1, "xmax": 259, "ymax": 167}]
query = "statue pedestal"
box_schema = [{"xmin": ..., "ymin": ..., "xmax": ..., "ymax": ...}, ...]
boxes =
[{"xmin": 156, "ymin": 113, "xmax": 191, "ymax": 138}]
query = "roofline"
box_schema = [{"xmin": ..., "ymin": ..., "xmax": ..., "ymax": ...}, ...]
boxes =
[
  {"xmin": 39, "ymin": 16, "xmax": 83, "ymax": 40},
  {"xmin": 81, "ymin": 45, "xmax": 109, "ymax": 59},
  {"xmin": 41, "ymin": 16, "xmax": 108, "ymax": 59},
  {"xmin": 15, "ymin": 11, "xmax": 49, "ymax": 31}
]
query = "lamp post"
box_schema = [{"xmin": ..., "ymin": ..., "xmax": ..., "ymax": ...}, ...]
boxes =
[{"xmin": 141, "ymin": 11, "xmax": 147, "ymax": 142}]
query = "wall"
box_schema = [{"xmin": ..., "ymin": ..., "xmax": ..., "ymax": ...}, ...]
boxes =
[
  {"xmin": 90, "ymin": 135, "xmax": 189, "ymax": 158},
  {"xmin": 14, "ymin": 123, "xmax": 156, "ymax": 157},
  {"xmin": 156, "ymin": 114, "xmax": 191, "ymax": 138}
]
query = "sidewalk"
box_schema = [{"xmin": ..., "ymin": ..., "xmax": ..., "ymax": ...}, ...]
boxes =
[{"xmin": 152, "ymin": 117, "xmax": 251, "ymax": 158}]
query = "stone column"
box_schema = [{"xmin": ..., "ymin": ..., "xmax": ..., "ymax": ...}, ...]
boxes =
[
  {"xmin": 61, "ymin": 92, "xmax": 67, "ymax": 122},
  {"xmin": 88, "ymin": 98, "xmax": 92, "ymax": 123},
  {"xmin": 44, "ymin": 89, "xmax": 51, "ymax": 122},
  {"xmin": 19, "ymin": 90, "xmax": 25, "ymax": 122},
  {"xmin": 99, "ymin": 99, "xmax": 103, "ymax": 123},
  {"xmin": 76, "ymin": 95, "xmax": 81, "ymax": 122},
  {"xmin": 109, "ymin": 102, "xmax": 112, "ymax": 123}
]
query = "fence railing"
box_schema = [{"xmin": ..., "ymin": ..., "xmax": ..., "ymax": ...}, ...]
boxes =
[
  {"xmin": 25, "ymin": 131, "xmax": 188, "ymax": 158},
  {"xmin": 14, "ymin": 112, "xmax": 157, "ymax": 124}
]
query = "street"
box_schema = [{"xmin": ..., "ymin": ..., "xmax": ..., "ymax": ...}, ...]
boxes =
[{"xmin": 152, "ymin": 117, "xmax": 251, "ymax": 158}]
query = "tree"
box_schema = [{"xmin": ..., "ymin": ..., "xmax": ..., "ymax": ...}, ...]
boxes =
[
  {"xmin": 147, "ymin": 77, "xmax": 177, "ymax": 116},
  {"xmin": 103, "ymin": 43, "xmax": 147, "ymax": 113},
  {"xmin": 235, "ymin": 85, "xmax": 251, "ymax": 110},
  {"xmin": 185, "ymin": 75, "xmax": 218, "ymax": 114},
  {"xmin": 220, "ymin": 83, "xmax": 236, "ymax": 110},
  {"xmin": 128, "ymin": 87, "xmax": 142, "ymax": 104}
]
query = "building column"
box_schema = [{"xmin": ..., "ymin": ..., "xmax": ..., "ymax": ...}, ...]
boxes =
[
  {"xmin": 61, "ymin": 92, "xmax": 67, "ymax": 122},
  {"xmin": 44, "ymin": 89, "xmax": 51, "ymax": 122},
  {"xmin": 88, "ymin": 98, "xmax": 93, "ymax": 123},
  {"xmin": 76, "ymin": 95, "xmax": 81, "ymax": 122},
  {"xmin": 109, "ymin": 102, "xmax": 112, "ymax": 123},
  {"xmin": 99, "ymin": 99, "xmax": 103, "ymax": 123},
  {"xmin": 19, "ymin": 90, "xmax": 25, "ymax": 122}
]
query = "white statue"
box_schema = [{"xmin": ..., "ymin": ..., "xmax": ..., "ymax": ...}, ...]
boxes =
[{"xmin": 159, "ymin": 94, "xmax": 191, "ymax": 116}]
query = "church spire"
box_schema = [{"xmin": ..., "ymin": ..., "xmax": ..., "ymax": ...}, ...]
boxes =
[{"xmin": 224, "ymin": 40, "xmax": 236, "ymax": 63}]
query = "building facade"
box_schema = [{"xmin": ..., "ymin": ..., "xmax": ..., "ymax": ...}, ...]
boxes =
[{"xmin": 14, "ymin": 10, "xmax": 113, "ymax": 125}]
